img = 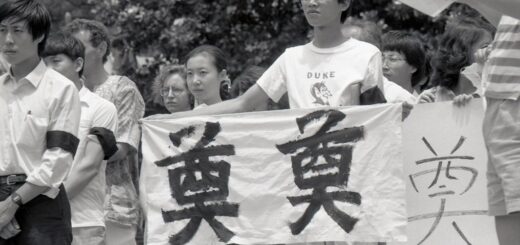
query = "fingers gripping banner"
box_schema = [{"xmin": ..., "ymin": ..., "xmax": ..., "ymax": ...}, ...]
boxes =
[{"xmin": 141, "ymin": 104, "xmax": 406, "ymax": 244}]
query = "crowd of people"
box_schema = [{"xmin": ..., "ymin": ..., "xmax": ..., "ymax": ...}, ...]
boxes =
[{"xmin": 0, "ymin": 0, "xmax": 519, "ymax": 244}]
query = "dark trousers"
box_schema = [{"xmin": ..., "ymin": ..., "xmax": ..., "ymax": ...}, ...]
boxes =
[{"xmin": 0, "ymin": 184, "xmax": 72, "ymax": 245}]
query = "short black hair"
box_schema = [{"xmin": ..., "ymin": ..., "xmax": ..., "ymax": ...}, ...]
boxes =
[
  {"xmin": 64, "ymin": 18, "xmax": 111, "ymax": 63},
  {"xmin": 0, "ymin": 0, "xmax": 51, "ymax": 56},
  {"xmin": 338, "ymin": 0, "xmax": 351, "ymax": 23},
  {"xmin": 382, "ymin": 31, "xmax": 426, "ymax": 87},
  {"xmin": 42, "ymin": 32, "xmax": 86, "ymax": 76}
]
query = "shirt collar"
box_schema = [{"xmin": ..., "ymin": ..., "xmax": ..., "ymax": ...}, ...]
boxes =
[
  {"xmin": 4, "ymin": 60, "xmax": 46, "ymax": 87},
  {"xmin": 79, "ymin": 84, "xmax": 92, "ymax": 107}
]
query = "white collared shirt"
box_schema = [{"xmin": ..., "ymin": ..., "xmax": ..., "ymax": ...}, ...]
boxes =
[
  {"xmin": 70, "ymin": 85, "xmax": 117, "ymax": 228},
  {"xmin": 0, "ymin": 61, "xmax": 81, "ymax": 198}
]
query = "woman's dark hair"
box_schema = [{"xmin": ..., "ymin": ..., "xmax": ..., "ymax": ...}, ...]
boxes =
[
  {"xmin": 430, "ymin": 17, "xmax": 495, "ymax": 90},
  {"xmin": 231, "ymin": 66, "xmax": 266, "ymax": 98},
  {"xmin": 382, "ymin": 30, "xmax": 426, "ymax": 87},
  {"xmin": 184, "ymin": 45, "xmax": 231, "ymax": 100}
]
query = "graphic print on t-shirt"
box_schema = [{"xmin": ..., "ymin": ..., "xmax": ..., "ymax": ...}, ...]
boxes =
[{"xmin": 311, "ymin": 81, "xmax": 332, "ymax": 106}]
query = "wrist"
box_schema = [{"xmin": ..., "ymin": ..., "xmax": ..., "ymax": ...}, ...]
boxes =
[{"xmin": 10, "ymin": 193, "xmax": 23, "ymax": 207}]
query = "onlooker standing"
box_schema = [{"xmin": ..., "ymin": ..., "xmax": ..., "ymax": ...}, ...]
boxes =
[
  {"xmin": 153, "ymin": 65, "xmax": 193, "ymax": 113},
  {"xmin": 381, "ymin": 31, "xmax": 426, "ymax": 96},
  {"xmin": 65, "ymin": 18, "xmax": 145, "ymax": 245},
  {"xmin": 342, "ymin": 19, "xmax": 416, "ymax": 104},
  {"xmin": 0, "ymin": 0, "xmax": 81, "ymax": 244},
  {"xmin": 43, "ymin": 32, "xmax": 119, "ymax": 245},
  {"xmin": 482, "ymin": 15, "xmax": 520, "ymax": 245},
  {"xmin": 418, "ymin": 17, "xmax": 494, "ymax": 103}
]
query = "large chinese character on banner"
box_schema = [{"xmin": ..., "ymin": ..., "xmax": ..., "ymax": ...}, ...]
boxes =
[
  {"xmin": 154, "ymin": 122, "xmax": 239, "ymax": 244},
  {"xmin": 397, "ymin": 100, "xmax": 499, "ymax": 245},
  {"xmin": 141, "ymin": 104, "xmax": 406, "ymax": 245}
]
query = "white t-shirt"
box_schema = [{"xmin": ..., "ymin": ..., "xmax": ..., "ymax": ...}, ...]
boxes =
[
  {"xmin": 70, "ymin": 86, "xmax": 118, "ymax": 228},
  {"xmin": 257, "ymin": 38, "xmax": 385, "ymax": 109},
  {"xmin": 383, "ymin": 78, "xmax": 416, "ymax": 104}
]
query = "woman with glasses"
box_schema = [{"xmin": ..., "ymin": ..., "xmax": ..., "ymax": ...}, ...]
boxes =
[
  {"xmin": 418, "ymin": 17, "xmax": 495, "ymax": 103},
  {"xmin": 382, "ymin": 31, "xmax": 426, "ymax": 96},
  {"xmin": 153, "ymin": 65, "xmax": 193, "ymax": 113}
]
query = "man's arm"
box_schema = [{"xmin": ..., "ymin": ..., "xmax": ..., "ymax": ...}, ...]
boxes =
[
  {"xmin": 67, "ymin": 101, "xmax": 118, "ymax": 198},
  {"xmin": 171, "ymin": 84, "xmax": 271, "ymax": 118},
  {"xmin": 64, "ymin": 138, "xmax": 105, "ymax": 199}
]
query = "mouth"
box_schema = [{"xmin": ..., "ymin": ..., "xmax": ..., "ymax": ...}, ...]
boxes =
[{"xmin": 3, "ymin": 50, "xmax": 16, "ymax": 55}]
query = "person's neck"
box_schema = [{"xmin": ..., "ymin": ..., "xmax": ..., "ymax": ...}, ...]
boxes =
[
  {"xmin": 312, "ymin": 23, "xmax": 349, "ymax": 49},
  {"xmin": 72, "ymin": 77, "xmax": 83, "ymax": 91},
  {"xmin": 84, "ymin": 63, "xmax": 109, "ymax": 91},
  {"xmin": 400, "ymin": 80, "xmax": 414, "ymax": 94},
  {"xmin": 11, "ymin": 55, "xmax": 40, "ymax": 81},
  {"xmin": 197, "ymin": 96, "xmax": 222, "ymax": 106}
]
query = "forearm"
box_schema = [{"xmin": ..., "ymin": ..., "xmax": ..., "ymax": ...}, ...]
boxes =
[
  {"xmin": 13, "ymin": 183, "xmax": 50, "ymax": 205},
  {"xmin": 64, "ymin": 171, "xmax": 97, "ymax": 199},
  {"xmin": 174, "ymin": 97, "xmax": 251, "ymax": 118}
]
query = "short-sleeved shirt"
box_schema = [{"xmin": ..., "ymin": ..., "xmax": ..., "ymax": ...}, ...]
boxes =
[
  {"xmin": 483, "ymin": 15, "xmax": 520, "ymax": 100},
  {"xmin": 70, "ymin": 86, "xmax": 118, "ymax": 228},
  {"xmin": 257, "ymin": 38, "xmax": 385, "ymax": 109},
  {"xmin": 0, "ymin": 61, "xmax": 80, "ymax": 198},
  {"xmin": 383, "ymin": 78, "xmax": 416, "ymax": 104},
  {"xmin": 93, "ymin": 75, "xmax": 144, "ymax": 225}
]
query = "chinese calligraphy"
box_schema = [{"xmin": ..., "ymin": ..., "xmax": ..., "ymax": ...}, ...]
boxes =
[
  {"xmin": 155, "ymin": 122, "xmax": 239, "ymax": 245},
  {"xmin": 276, "ymin": 110, "xmax": 364, "ymax": 235}
]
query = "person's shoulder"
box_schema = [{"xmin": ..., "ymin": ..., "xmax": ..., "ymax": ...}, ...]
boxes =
[
  {"xmin": 44, "ymin": 67, "xmax": 77, "ymax": 91},
  {"xmin": 110, "ymin": 75, "xmax": 139, "ymax": 90},
  {"xmin": 87, "ymin": 91, "xmax": 118, "ymax": 120}
]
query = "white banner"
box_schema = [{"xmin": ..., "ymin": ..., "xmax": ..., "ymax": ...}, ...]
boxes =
[
  {"xmin": 141, "ymin": 104, "xmax": 406, "ymax": 244},
  {"xmin": 400, "ymin": 100, "xmax": 499, "ymax": 245}
]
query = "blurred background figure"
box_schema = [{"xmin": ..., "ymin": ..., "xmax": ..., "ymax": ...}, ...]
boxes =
[
  {"xmin": 230, "ymin": 65, "xmax": 289, "ymax": 111},
  {"xmin": 343, "ymin": 18, "xmax": 416, "ymax": 104},
  {"xmin": 153, "ymin": 65, "xmax": 193, "ymax": 113},
  {"xmin": 419, "ymin": 17, "xmax": 495, "ymax": 103}
]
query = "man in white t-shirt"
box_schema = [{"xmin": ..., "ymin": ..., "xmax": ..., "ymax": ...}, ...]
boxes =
[
  {"xmin": 43, "ymin": 32, "xmax": 118, "ymax": 245},
  {"xmin": 172, "ymin": 0, "xmax": 386, "ymax": 119}
]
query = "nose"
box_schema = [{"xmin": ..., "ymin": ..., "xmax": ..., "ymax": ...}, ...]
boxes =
[{"xmin": 4, "ymin": 31, "xmax": 14, "ymax": 44}]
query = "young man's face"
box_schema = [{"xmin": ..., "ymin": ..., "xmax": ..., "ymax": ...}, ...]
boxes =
[
  {"xmin": 44, "ymin": 54, "xmax": 80, "ymax": 82},
  {"xmin": 72, "ymin": 30, "xmax": 101, "ymax": 74},
  {"xmin": 0, "ymin": 18, "xmax": 42, "ymax": 66},
  {"xmin": 300, "ymin": 0, "xmax": 348, "ymax": 27}
]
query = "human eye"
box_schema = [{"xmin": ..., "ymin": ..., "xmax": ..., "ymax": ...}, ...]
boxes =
[{"xmin": 199, "ymin": 70, "xmax": 207, "ymax": 75}]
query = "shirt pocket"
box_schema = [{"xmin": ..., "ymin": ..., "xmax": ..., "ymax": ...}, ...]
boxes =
[{"xmin": 15, "ymin": 114, "xmax": 49, "ymax": 152}]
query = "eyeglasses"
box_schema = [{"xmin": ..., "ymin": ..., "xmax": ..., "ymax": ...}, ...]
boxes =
[
  {"xmin": 160, "ymin": 87, "xmax": 185, "ymax": 97},
  {"xmin": 382, "ymin": 55, "xmax": 406, "ymax": 63}
]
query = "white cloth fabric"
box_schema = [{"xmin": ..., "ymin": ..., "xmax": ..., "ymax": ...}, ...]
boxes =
[
  {"xmin": 0, "ymin": 60, "xmax": 80, "ymax": 198},
  {"xmin": 70, "ymin": 86, "xmax": 118, "ymax": 228},
  {"xmin": 257, "ymin": 38, "xmax": 384, "ymax": 109},
  {"xmin": 383, "ymin": 78, "xmax": 416, "ymax": 104}
]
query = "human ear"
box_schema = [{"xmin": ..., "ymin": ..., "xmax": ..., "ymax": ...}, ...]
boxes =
[
  {"xmin": 97, "ymin": 41, "xmax": 108, "ymax": 60},
  {"xmin": 74, "ymin": 57, "xmax": 84, "ymax": 74}
]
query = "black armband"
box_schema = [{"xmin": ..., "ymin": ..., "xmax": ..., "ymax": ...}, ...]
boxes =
[
  {"xmin": 360, "ymin": 86, "xmax": 387, "ymax": 105},
  {"xmin": 89, "ymin": 127, "xmax": 118, "ymax": 160},
  {"xmin": 46, "ymin": 131, "xmax": 80, "ymax": 157}
]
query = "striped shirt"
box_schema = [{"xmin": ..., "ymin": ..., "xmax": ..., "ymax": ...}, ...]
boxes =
[{"xmin": 483, "ymin": 15, "xmax": 520, "ymax": 100}]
